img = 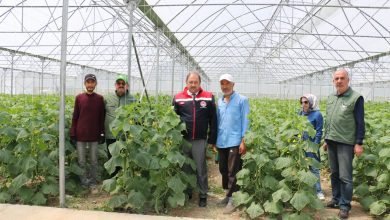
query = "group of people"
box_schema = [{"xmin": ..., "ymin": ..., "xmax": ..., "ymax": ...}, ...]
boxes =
[
  {"xmin": 172, "ymin": 71, "xmax": 249, "ymax": 213},
  {"xmin": 70, "ymin": 68, "xmax": 365, "ymax": 219},
  {"xmin": 298, "ymin": 69, "xmax": 365, "ymax": 219},
  {"xmin": 69, "ymin": 74, "xmax": 135, "ymax": 188}
]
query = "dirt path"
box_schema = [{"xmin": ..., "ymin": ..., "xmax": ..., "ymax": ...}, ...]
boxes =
[{"xmin": 66, "ymin": 159, "xmax": 375, "ymax": 220}]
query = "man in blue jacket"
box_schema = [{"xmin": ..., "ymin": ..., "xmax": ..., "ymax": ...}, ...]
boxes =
[{"xmin": 214, "ymin": 73, "xmax": 250, "ymax": 214}]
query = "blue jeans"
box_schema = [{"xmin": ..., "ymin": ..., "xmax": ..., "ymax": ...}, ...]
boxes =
[
  {"xmin": 309, "ymin": 166, "xmax": 323, "ymax": 194},
  {"xmin": 327, "ymin": 140, "xmax": 354, "ymax": 211}
]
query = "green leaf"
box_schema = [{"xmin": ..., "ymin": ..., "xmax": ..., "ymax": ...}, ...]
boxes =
[
  {"xmin": 167, "ymin": 175, "xmax": 186, "ymax": 194},
  {"xmin": 263, "ymin": 175, "xmax": 279, "ymax": 190},
  {"xmin": 0, "ymin": 149, "xmax": 12, "ymax": 163},
  {"xmin": 42, "ymin": 183, "xmax": 58, "ymax": 195},
  {"xmin": 232, "ymin": 191, "xmax": 251, "ymax": 207},
  {"xmin": 67, "ymin": 163, "xmax": 83, "ymax": 175},
  {"xmin": 263, "ymin": 200, "xmax": 283, "ymax": 214},
  {"xmin": 364, "ymin": 166, "xmax": 378, "ymax": 178},
  {"xmin": 167, "ymin": 151, "xmax": 186, "ymax": 167},
  {"xmin": 167, "ymin": 192, "xmax": 185, "ymax": 208},
  {"xmin": 360, "ymin": 196, "xmax": 376, "ymax": 210},
  {"xmin": 0, "ymin": 192, "xmax": 11, "ymax": 202},
  {"xmin": 0, "ymin": 126, "xmax": 17, "ymax": 137},
  {"xmin": 297, "ymin": 170, "xmax": 318, "ymax": 186},
  {"xmin": 19, "ymin": 187, "xmax": 35, "ymax": 203},
  {"xmin": 32, "ymin": 192, "xmax": 47, "ymax": 205},
  {"xmin": 246, "ymin": 202, "xmax": 264, "ymax": 219},
  {"xmin": 108, "ymin": 194, "xmax": 127, "ymax": 208},
  {"xmin": 22, "ymin": 157, "xmax": 37, "ymax": 174},
  {"xmin": 16, "ymin": 128, "xmax": 29, "ymax": 140},
  {"xmin": 127, "ymin": 190, "xmax": 146, "ymax": 210},
  {"xmin": 275, "ymin": 157, "xmax": 293, "ymax": 170},
  {"xmin": 379, "ymin": 147, "xmax": 390, "ymax": 158},
  {"xmin": 104, "ymin": 157, "xmax": 123, "ymax": 175},
  {"xmin": 290, "ymin": 191, "xmax": 310, "ymax": 211},
  {"xmin": 108, "ymin": 141, "xmax": 126, "ymax": 157},
  {"xmin": 355, "ymin": 183, "xmax": 369, "ymax": 197},
  {"xmin": 102, "ymin": 179, "xmax": 117, "ymax": 192},
  {"xmin": 369, "ymin": 201, "xmax": 386, "ymax": 215},
  {"xmin": 378, "ymin": 136, "xmax": 390, "ymax": 144},
  {"xmin": 9, "ymin": 173, "xmax": 30, "ymax": 194},
  {"xmin": 134, "ymin": 152, "xmax": 152, "ymax": 169},
  {"xmin": 272, "ymin": 187, "xmax": 292, "ymax": 202}
]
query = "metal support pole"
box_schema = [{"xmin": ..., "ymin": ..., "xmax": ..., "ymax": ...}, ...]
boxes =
[
  {"xmin": 126, "ymin": 0, "xmax": 136, "ymax": 96},
  {"xmin": 171, "ymin": 49, "xmax": 175, "ymax": 96},
  {"xmin": 41, "ymin": 58, "xmax": 45, "ymax": 95},
  {"xmin": 10, "ymin": 53, "xmax": 14, "ymax": 96},
  {"xmin": 156, "ymin": 28, "xmax": 160, "ymax": 101},
  {"xmin": 59, "ymin": 0, "xmax": 69, "ymax": 208},
  {"xmin": 22, "ymin": 71, "xmax": 25, "ymax": 94},
  {"xmin": 372, "ymin": 62, "xmax": 376, "ymax": 101}
]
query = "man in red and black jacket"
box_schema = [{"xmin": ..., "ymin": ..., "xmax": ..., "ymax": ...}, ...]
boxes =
[{"xmin": 173, "ymin": 71, "xmax": 217, "ymax": 208}]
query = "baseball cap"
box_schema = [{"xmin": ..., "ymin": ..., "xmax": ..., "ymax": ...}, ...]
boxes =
[
  {"xmin": 219, "ymin": 74, "xmax": 234, "ymax": 83},
  {"xmin": 116, "ymin": 74, "xmax": 128, "ymax": 83},
  {"xmin": 84, "ymin": 73, "xmax": 97, "ymax": 82}
]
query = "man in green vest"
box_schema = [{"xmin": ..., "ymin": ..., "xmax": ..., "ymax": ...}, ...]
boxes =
[
  {"xmin": 323, "ymin": 69, "xmax": 365, "ymax": 219},
  {"xmin": 104, "ymin": 74, "xmax": 136, "ymax": 176}
]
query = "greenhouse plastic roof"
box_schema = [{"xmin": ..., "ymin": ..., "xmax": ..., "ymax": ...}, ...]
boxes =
[{"xmin": 1, "ymin": 0, "xmax": 390, "ymax": 85}]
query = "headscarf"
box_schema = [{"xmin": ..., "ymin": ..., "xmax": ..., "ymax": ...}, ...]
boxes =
[{"xmin": 300, "ymin": 93, "xmax": 319, "ymax": 112}]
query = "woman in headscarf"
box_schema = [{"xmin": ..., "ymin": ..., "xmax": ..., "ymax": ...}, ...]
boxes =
[{"xmin": 299, "ymin": 94, "xmax": 325, "ymax": 200}]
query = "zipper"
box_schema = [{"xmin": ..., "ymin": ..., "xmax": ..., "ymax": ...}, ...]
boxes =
[{"xmin": 192, "ymin": 95, "xmax": 196, "ymax": 140}]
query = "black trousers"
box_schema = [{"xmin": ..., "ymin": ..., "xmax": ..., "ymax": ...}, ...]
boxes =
[{"xmin": 217, "ymin": 146, "xmax": 242, "ymax": 197}]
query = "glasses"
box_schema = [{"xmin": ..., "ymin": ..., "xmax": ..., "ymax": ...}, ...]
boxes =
[{"xmin": 301, "ymin": 101, "xmax": 309, "ymax": 104}]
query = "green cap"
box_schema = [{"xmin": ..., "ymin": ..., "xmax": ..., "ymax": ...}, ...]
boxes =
[{"xmin": 116, "ymin": 74, "xmax": 128, "ymax": 83}]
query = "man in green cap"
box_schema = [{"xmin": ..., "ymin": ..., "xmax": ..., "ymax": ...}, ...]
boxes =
[{"xmin": 104, "ymin": 74, "xmax": 136, "ymax": 176}]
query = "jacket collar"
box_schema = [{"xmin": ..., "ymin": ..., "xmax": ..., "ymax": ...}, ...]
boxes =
[{"xmin": 183, "ymin": 87, "xmax": 203, "ymax": 97}]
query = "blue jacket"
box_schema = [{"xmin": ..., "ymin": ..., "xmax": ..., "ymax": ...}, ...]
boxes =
[
  {"xmin": 299, "ymin": 110, "xmax": 323, "ymax": 161},
  {"xmin": 216, "ymin": 92, "xmax": 249, "ymax": 148}
]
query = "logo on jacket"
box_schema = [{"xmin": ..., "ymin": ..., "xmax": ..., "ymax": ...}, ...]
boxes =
[
  {"xmin": 200, "ymin": 101, "xmax": 207, "ymax": 108},
  {"xmin": 179, "ymin": 102, "xmax": 185, "ymax": 105}
]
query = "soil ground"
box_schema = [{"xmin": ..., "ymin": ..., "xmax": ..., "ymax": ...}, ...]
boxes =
[{"xmin": 62, "ymin": 159, "xmax": 375, "ymax": 220}]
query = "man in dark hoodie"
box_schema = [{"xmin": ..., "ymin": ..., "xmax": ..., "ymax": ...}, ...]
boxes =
[{"xmin": 70, "ymin": 73, "xmax": 105, "ymax": 189}]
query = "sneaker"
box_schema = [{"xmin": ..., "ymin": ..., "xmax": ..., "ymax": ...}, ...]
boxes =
[
  {"xmin": 326, "ymin": 200, "xmax": 339, "ymax": 209},
  {"xmin": 199, "ymin": 198, "xmax": 207, "ymax": 207},
  {"xmin": 317, "ymin": 192, "xmax": 325, "ymax": 200},
  {"xmin": 89, "ymin": 185, "xmax": 99, "ymax": 194},
  {"xmin": 338, "ymin": 209, "xmax": 349, "ymax": 219},
  {"xmin": 217, "ymin": 197, "xmax": 229, "ymax": 207},
  {"xmin": 223, "ymin": 202, "xmax": 235, "ymax": 214}
]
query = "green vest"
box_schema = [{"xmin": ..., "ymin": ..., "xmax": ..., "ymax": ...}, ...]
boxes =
[
  {"xmin": 104, "ymin": 91, "xmax": 136, "ymax": 139},
  {"xmin": 325, "ymin": 87, "xmax": 361, "ymax": 145}
]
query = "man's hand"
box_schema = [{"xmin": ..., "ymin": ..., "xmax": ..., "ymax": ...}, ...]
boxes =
[
  {"xmin": 322, "ymin": 142, "xmax": 328, "ymax": 151},
  {"xmin": 70, "ymin": 136, "xmax": 77, "ymax": 147},
  {"xmin": 354, "ymin": 144, "xmax": 363, "ymax": 157},
  {"xmin": 98, "ymin": 134, "xmax": 105, "ymax": 144},
  {"xmin": 210, "ymin": 144, "xmax": 217, "ymax": 153},
  {"xmin": 239, "ymin": 141, "xmax": 246, "ymax": 155}
]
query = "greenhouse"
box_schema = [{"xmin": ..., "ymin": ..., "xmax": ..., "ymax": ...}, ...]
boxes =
[{"xmin": 0, "ymin": 0, "xmax": 389, "ymax": 219}]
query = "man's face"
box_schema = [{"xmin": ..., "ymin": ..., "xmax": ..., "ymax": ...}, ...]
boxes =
[
  {"xmin": 333, "ymin": 70, "xmax": 350, "ymax": 94},
  {"xmin": 115, "ymin": 80, "xmax": 128, "ymax": 96},
  {"xmin": 84, "ymin": 79, "xmax": 97, "ymax": 93},
  {"xmin": 186, "ymin": 74, "xmax": 201, "ymax": 94},
  {"xmin": 220, "ymin": 80, "xmax": 234, "ymax": 96}
]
